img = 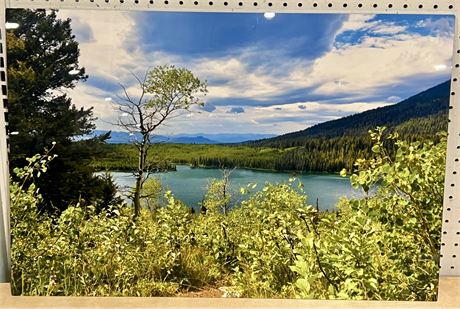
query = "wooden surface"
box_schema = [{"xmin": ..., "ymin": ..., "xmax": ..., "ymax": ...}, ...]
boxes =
[{"xmin": 0, "ymin": 277, "xmax": 458, "ymax": 309}]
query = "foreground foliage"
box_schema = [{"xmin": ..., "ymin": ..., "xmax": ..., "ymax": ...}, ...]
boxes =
[{"xmin": 11, "ymin": 129, "xmax": 444, "ymax": 299}]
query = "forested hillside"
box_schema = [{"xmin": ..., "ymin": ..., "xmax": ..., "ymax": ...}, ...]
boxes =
[
  {"xmin": 250, "ymin": 81, "xmax": 450, "ymax": 148},
  {"xmin": 191, "ymin": 81, "xmax": 450, "ymax": 172},
  {"xmin": 95, "ymin": 113, "xmax": 447, "ymax": 173},
  {"xmin": 94, "ymin": 82, "xmax": 449, "ymax": 173}
]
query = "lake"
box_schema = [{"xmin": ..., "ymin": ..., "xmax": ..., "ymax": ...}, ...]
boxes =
[{"xmin": 103, "ymin": 165, "xmax": 362, "ymax": 211}]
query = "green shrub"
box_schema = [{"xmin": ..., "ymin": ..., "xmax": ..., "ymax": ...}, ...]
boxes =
[
  {"xmin": 11, "ymin": 128, "xmax": 445, "ymax": 299},
  {"xmin": 290, "ymin": 128, "xmax": 444, "ymax": 300}
]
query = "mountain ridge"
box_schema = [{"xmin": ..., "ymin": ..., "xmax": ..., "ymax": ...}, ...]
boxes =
[
  {"xmin": 250, "ymin": 81, "xmax": 450, "ymax": 148},
  {"xmin": 90, "ymin": 131, "xmax": 276, "ymax": 144}
]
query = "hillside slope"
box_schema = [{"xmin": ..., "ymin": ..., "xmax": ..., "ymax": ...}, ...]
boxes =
[
  {"xmin": 95, "ymin": 81, "xmax": 451, "ymax": 173},
  {"xmin": 251, "ymin": 81, "xmax": 450, "ymax": 148}
]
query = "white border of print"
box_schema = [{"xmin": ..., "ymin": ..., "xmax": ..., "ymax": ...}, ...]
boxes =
[{"xmin": 0, "ymin": 1, "xmax": 458, "ymax": 307}]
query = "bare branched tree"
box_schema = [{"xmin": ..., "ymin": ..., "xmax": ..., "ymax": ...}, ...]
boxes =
[
  {"xmin": 115, "ymin": 65, "xmax": 208, "ymax": 219},
  {"xmin": 220, "ymin": 167, "xmax": 235, "ymax": 215}
]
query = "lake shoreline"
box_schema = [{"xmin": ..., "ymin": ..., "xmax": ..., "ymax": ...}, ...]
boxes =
[
  {"xmin": 99, "ymin": 165, "xmax": 356, "ymax": 211},
  {"xmin": 95, "ymin": 162, "xmax": 345, "ymax": 177}
]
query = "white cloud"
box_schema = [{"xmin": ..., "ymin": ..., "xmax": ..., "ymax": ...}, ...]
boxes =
[
  {"xmin": 192, "ymin": 23, "xmax": 451, "ymax": 104},
  {"xmin": 336, "ymin": 14, "xmax": 407, "ymax": 37},
  {"xmin": 336, "ymin": 14, "xmax": 376, "ymax": 35},
  {"xmin": 57, "ymin": 11, "xmax": 139, "ymax": 82},
  {"xmin": 57, "ymin": 10, "xmax": 182, "ymax": 85},
  {"xmin": 55, "ymin": 11, "xmax": 453, "ymax": 135},
  {"xmin": 386, "ymin": 96, "xmax": 401, "ymax": 103},
  {"xmin": 307, "ymin": 33, "xmax": 452, "ymax": 96},
  {"xmin": 417, "ymin": 17, "xmax": 454, "ymax": 36},
  {"xmin": 62, "ymin": 84, "xmax": 119, "ymax": 131},
  {"xmin": 56, "ymin": 10, "xmax": 183, "ymax": 130},
  {"xmin": 371, "ymin": 24, "xmax": 407, "ymax": 35}
]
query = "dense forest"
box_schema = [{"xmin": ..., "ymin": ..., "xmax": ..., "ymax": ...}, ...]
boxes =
[
  {"xmin": 95, "ymin": 137, "xmax": 375, "ymax": 172},
  {"xmin": 94, "ymin": 110, "xmax": 448, "ymax": 173},
  {"xmin": 250, "ymin": 81, "xmax": 450, "ymax": 148}
]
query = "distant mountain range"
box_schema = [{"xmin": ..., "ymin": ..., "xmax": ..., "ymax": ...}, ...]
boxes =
[
  {"xmin": 89, "ymin": 81, "xmax": 450, "ymax": 173},
  {"xmin": 89, "ymin": 131, "xmax": 276, "ymax": 144},
  {"xmin": 89, "ymin": 81, "xmax": 449, "ymax": 147},
  {"xmin": 249, "ymin": 80, "xmax": 450, "ymax": 148}
]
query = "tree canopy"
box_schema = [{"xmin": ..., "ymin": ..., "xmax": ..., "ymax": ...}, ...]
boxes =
[
  {"xmin": 7, "ymin": 9, "xmax": 118, "ymax": 213},
  {"xmin": 116, "ymin": 65, "xmax": 207, "ymax": 218}
]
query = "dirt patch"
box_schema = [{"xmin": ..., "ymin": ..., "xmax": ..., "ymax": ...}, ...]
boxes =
[{"xmin": 178, "ymin": 287, "xmax": 224, "ymax": 298}]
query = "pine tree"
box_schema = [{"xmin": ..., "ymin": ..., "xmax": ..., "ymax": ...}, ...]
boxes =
[{"xmin": 7, "ymin": 9, "xmax": 118, "ymax": 213}]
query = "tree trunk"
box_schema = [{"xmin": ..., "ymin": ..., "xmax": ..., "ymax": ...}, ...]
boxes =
[
  {"xmin": 222, "ymin": 175, "xmax": 228, "ymax": 215},
  {"xmin": 133, "ymin": 174, "xmax": 142, "ymax": 218},
  {"xmin": 133, "ymin": 136, "xmax": 147, "ymax": 219}
]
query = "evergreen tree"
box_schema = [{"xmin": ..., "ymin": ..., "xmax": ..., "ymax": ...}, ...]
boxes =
[{"xmin": 6, "ymin": 9, "xmax": 119, "ymax": 213}]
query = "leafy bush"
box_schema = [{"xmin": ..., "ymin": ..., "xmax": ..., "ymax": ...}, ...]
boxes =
[
  {"xmin": 291, "ymin": 128, "xmax": 444, "ymax": 300},
  {"xmin": 226, "ymin": 182, "xmax": 315, "ymax": 297},
  {"xmin": 11, "ymin": 128, "xmax": 445, "ymax": 299},
  {"xmin": 11, "ymin": 156, "xmax": 219, "ymax": 295},
  {"xmin": 139, "ymin": 177, "xmax": 163, "ymax": 212}
]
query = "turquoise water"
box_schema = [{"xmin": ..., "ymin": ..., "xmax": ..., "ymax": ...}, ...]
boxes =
[{"xmin": 105, "ymin": 165, "xmax": 362, "ymax": 211}]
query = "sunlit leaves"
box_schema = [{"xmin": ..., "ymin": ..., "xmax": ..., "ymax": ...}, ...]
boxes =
[
  {"xmin": 11, "ymin": 128, "xmax": 445, "ymax": 299},
  {"xmin": 292, "ymin": 128, "xmax": 445, "ymax": 300}
]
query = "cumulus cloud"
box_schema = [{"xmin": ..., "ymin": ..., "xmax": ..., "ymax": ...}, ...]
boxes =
[
  {"xmin": 417, "ymin": 17, "xmax": 454, "ymax": 36},
  {"xmin": 386, "ymin": 96, "xmax": 401, "ymax": 103},
  {"xmin": 306, "ymin": 33, "xmax": 452, "ymax": 97},
  {"xmin": 194, "ymin": 19, "xmax": 451, "ymax": 106},
  {"xmin": 57, "ymin": 11, "xmax": 141, "ymax": 82},
  {"xmin": 228, "ymin": 107, "xmax": 245, "ymax": 114},
  {"xmin": 54, "ymin": 10, "xmax": 454, "ymax": 135},
  {"xmin": 201, "ymin": 104, "xmax": 217, "ymax": 112}
]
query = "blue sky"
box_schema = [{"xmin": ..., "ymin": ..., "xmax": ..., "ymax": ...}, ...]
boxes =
[{"xmin": 56, "ymin": 10, "xmax": 454, "ymax": 135}]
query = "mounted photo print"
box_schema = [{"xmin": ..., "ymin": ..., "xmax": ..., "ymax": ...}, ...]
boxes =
[{"xmin": 5, "ymin": 8, "xmax": 453, "ymax": 300}]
